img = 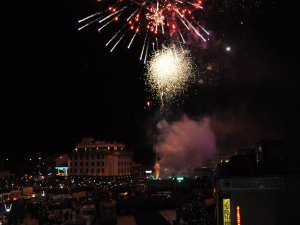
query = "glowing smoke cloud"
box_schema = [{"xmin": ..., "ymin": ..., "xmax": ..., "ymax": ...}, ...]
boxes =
[
  {"xmin": 156, "ymin": 114, "xmax": 217, "ymax": 177},
  {"xmin": 146, "ymin": 45, "xmax": 196, "ymax": 104}
]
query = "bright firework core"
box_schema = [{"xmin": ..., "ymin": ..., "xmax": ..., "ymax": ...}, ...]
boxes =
[{"xmin": 146, "ymin": 45, "xmax": 196, "ymax": 102}]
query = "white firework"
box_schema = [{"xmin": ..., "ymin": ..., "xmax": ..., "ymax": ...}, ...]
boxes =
[{"xmin": 146, "ymin": 44, "xmax": 196, "ymax": 103}]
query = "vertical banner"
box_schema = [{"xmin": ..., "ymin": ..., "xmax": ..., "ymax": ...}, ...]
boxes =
[{"xmin": 223, "ymin": 198, "xmax": 231, "ymax": 225}]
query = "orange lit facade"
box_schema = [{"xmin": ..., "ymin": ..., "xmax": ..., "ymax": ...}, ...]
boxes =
[{"xmin": 68, "ymin": 138, "xmax": 133, "ymax": 176}]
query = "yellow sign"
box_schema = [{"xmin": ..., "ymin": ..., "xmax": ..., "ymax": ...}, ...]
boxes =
[{"xmin": 223, "ymin": 198, "xmax": 231, "ymax": 225}]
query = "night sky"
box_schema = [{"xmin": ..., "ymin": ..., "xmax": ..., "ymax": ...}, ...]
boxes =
[{"xmin": 3, "ymin": 0, "xmax": 300, "ymax": 168}]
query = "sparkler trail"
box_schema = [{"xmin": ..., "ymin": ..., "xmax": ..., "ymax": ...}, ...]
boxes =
[{"xmin": 78, "ymin": 0, "xmax": 210, "ymax": 62}]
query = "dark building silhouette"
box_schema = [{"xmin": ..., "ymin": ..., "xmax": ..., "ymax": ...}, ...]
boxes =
[
  {"xmin": 215, "ymin": 139, "xmax": 299, "ymax": 225},
  {"xmin": 217, "ymin": 139, "xmax": 288, "ymax": 177}
]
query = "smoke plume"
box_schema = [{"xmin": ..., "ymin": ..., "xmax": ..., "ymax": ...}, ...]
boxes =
[{"xmin": 155, "ymin": 114, "xmax": 217, "ymax": 177}]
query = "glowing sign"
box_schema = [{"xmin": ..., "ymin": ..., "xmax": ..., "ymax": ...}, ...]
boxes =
[
  {"xmin": 176, "ymin": 177, "xmax": 184, "ymax": 182},
  {"xmin": 145, "ymin": 170, "xmax": 153, "ymax": 174},
  {"xmin": 236, "ymin": 205, "xmax": 241, "ymax": 225},
  {"xmin": 55, "ymin": 167, "xmax": 68, "ymax": 176},
  {"xmin": 223, "ymin": 198, "xmax": 231, "ymax": 225}
]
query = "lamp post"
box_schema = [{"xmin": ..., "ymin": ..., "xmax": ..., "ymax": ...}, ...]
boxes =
[{"xmin": 38, "ymin": 157, "xmax": 41, "ymax": 175}]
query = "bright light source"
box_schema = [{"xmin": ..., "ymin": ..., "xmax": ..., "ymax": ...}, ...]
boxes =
[
  {"xmin": 176, "ymin": 177, "xmax": 184, "ymax": 182},
  {"xmin": 4, "ymin": 204, "xmax": 12, "ymax": 213},
  {"xmin": 223, "ymin": 199, "xmax": 231, "ymax": 225},
  {"xmin": 236, "ymin": 205, "xmax": 241, "ymax": 225}
]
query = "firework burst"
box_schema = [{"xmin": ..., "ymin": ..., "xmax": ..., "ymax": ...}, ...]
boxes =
[
  {"xmin": 78, "ymin": 0, "xmax": 210, "ymax": 62},
  {"xmin": 146, "ymin": 44, "xmax": 196, "ymax": 103}
]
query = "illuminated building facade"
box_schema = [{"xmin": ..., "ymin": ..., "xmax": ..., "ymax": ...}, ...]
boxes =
[{"xmin": 68, "ymin": 138, "xmax": 133, "ymax": 176}]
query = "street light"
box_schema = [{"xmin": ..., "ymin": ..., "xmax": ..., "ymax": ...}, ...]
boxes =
[{"xmin": 38, "ymin": 157, "xmax": 42, "ymax": 175}]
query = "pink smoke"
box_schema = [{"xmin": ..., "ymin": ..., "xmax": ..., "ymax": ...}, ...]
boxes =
[{"xmin": 155, "ymin": 114, "xmax": 217, "ymax": 177}]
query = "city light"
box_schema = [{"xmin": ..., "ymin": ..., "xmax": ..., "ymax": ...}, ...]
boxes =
[
  {"xmin": 4, "ymin": 203, "xmax": 12, "ymax": 213},
  {"xmin": 236, "ymin": 205, "xmax": 241, "ymax": 225}
]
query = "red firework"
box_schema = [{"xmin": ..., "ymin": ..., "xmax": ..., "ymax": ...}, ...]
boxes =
[{"xmin": 78, "ymin": 0, "xmax": 209, "ymax": 62}]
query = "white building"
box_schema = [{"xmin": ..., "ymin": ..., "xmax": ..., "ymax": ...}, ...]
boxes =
[{"xmin": 68, "ymin": 138, "xmax": 133, "ymax": 176}]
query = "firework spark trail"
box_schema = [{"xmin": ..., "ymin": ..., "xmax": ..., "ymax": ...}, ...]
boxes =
[
  {"xmin": 175, "ymin": 9, "xmax": 206, "ymax": 41},
  {"xmin": 110, "ymin": 32, "xmax": 126, "ymax": 52},
  {"xmin": 178, "ymin": 28, "xmax": 185, "ymax": 43},
  {"xmin": 176, "ymin": 36, "xmax": 184, "ymax": 52},
  {"xmin": 140, "ymin": 33, "xmax": 148, "ymax": 60},
  {"xmin": 191, "ymin": 24, "xmax": 206, "ymax": 41},
  {"xmin": 106, "ymin": 25, "xmax": 127, "ymax": 46},
  {"xmin": 78, "ymin": 12, "xmax": 103, "ymax": 24},
  {"xmin": 126, "ymin": 8, "xmax": 140, "ymax": 21},
  {"xmin": 187, "ymin": 1, "xmax": 203, "ymax": 9},
  {"xmin": 78, "ymin": 14, "xmax": 96, "ymax": 24},
  {"xmin": 143, "ymin": 39, "xmax": 149, "ymax": 64},
  {"xmin": 191, "ymin": 18, "xmax": 210, "ymax": 35},
  {"xmin": 128, "ymin": 31, "xmax": 138, "ymax": 48},
  {"xmin": 98, "ymin": 7, "xmax": 126, "ymax": 24},
  {"xmin": 78, "ymin": 17, "xmax": 100, "ymax": 31},
  {"xmin": 98, "ymin": 17, "xmax": 115, "ymax": 32}
]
